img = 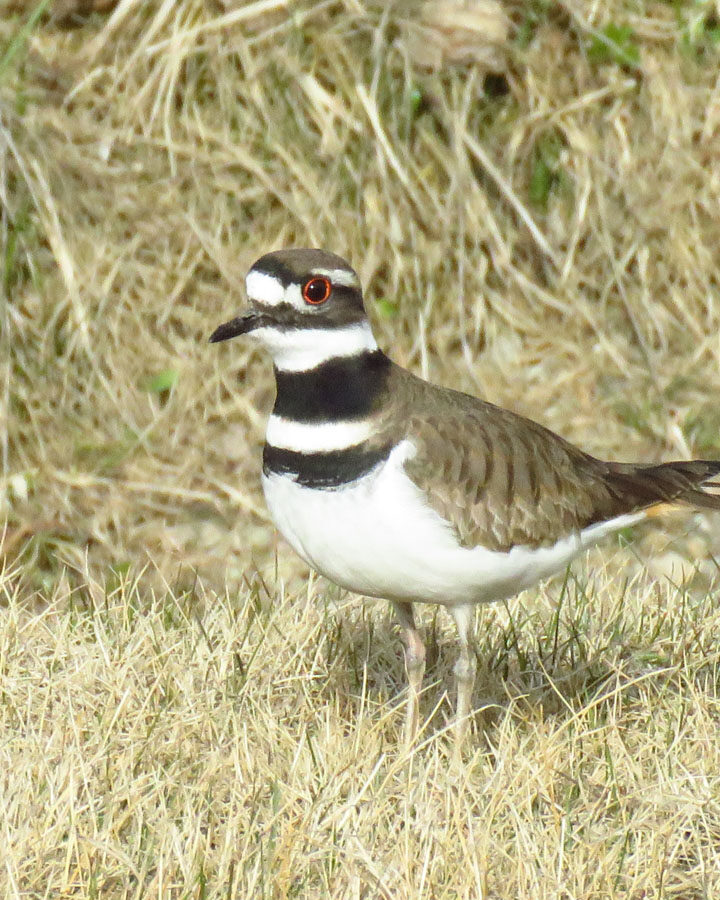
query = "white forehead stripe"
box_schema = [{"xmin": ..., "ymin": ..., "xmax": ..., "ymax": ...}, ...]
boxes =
[
  {"xmin": 246, "ymin": 270, "xmax": 284, "ymax": 305},
  {"xmin": 311, "ymin": 268, "xmax": 359, "ymax": 288},
  {"xmin": 249, "ymin": 321, "xmax": 378, "ymax": 372},
  {"xmin": 266, "ymin": 416, "xmax": 377, "ymax": 453}
]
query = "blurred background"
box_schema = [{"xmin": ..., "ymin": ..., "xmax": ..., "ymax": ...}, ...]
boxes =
[
  {"xmin": 3, "ymin": 0, "xmax": 720, "ymax": 598},
  {"xmin": 2, "ymin": 2, "xmax": 720, "ymax": 895}
]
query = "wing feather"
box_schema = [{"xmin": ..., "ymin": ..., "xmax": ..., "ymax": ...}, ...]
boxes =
[{"xmin": 395, "ymin": 369, "xmax": 720, "ymax": 551}]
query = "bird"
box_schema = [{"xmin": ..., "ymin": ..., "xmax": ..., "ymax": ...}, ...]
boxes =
[{"xmin": 210, "ymin": 248, "xmax": 720, "ymax": 747}]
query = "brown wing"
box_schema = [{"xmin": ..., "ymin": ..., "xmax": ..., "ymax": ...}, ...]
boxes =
[{"xmin": 397, "ymin": 370, "xmax": 720, "ymax": 552}]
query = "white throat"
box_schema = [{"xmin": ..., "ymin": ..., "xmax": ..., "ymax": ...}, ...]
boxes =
[{"xmin": 249, "ymin": 320, "xmax": 378, "ymax": 372}]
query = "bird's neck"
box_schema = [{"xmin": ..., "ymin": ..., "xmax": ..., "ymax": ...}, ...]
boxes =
[{"xmin": 272, "ymin": 347, "xmax": 392, "ymax": 422}]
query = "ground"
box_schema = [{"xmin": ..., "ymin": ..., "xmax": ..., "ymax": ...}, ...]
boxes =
[{"xmin": 1, "ymin": 1, "xmax": 720, "ymax": 897}]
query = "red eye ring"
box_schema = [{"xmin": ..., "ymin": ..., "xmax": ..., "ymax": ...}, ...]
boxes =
[{"xmin": 302, "ymin": 276, "xmax": 332, "ymax": 305}]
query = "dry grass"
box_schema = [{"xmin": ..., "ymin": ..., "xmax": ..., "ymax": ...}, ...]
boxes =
[{"xmin": 1, "ymin": 1, "xmax": 720, "ymax": 896}]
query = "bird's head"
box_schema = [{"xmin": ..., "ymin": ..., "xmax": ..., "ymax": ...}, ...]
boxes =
[{"xmin": 210, "ymin": 248, "xmax": 377, "ymax": 371}]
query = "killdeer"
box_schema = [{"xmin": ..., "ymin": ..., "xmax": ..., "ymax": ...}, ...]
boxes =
[{"xmin": 211, "ymin": 248, "xmax": 720, "ymax": 745}]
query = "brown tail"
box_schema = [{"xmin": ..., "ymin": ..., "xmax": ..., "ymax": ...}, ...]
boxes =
[{"xmin": 605, "ymin": 459, "xmax": 720, "ymax": 512}]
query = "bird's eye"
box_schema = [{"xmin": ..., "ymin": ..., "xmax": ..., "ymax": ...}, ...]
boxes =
[{"xmin": 302, "ymin": 276, "xmax": 332, "ymax": 305}]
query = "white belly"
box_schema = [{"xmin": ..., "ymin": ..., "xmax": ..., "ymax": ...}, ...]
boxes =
[{"xmin": 262, "ymin": 441, "xmax": 644, "ymax": 607}]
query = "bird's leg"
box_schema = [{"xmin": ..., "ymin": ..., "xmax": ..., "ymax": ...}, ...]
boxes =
[
  {"xmin": 451, "ymin": 604, "xmax": 477, "ymax": 748},
  {"xmin": 392, "ymin": 601, "xmax": 425, "ymax": 747}
]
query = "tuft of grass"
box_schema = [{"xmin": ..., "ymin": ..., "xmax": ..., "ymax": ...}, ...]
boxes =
[
  {"xmin": 144, "ymin": 368, "xmax": 179, "ymax": 395},
  {"xmin": 528, "ymin": 129, "xmax": 566, "ymax": 211},
  {"xmin": 514, "ymin": 0, "xmax": 552, "ymax": 49},
  {"xmin": 587, "ymin": 22, "xmax": 641, "ymax": 69},
  {"xmin": 0, "ymin": 0, "xmax": 52, "ymax": 84},
  {"xmin": 676, "ymin": 4, "xmax": 720, "ymax": 62}
]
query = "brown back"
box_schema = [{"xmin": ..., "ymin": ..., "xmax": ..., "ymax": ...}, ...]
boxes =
[{"xmin": 391, "ymin": 365, "xmax": 720, "ymax": 551}]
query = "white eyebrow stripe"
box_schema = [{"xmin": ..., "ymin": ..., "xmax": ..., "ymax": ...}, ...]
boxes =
[
  {"xmin": 249, "ymin": 320, "xmax": 378, "ymax": 372},
  {"xmin": 246, "ymin": 271, "xmax": 285, "ymax": 305},
  {"xmin": 266, "ymin": 416, "xmax": 378, "ymax": 453},
  {"xmin": 311, "ymin": 268, "xmax": 360, "ymax": 288}
]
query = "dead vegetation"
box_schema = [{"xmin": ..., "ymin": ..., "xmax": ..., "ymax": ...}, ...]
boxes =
[{"xmin": 1, "ymin": 1, "xmax": 720, "ymax": 896}]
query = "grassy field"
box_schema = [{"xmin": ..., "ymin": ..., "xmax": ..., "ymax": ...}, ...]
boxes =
[{"xmin": 2, "ymin": 1, "xmax": 720, "ymax": 896}]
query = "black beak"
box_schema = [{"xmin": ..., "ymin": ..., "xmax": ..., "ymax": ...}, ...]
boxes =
[{"xmin": 209, "ymin": 312, "xmax": 261, "ymax": 343}]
